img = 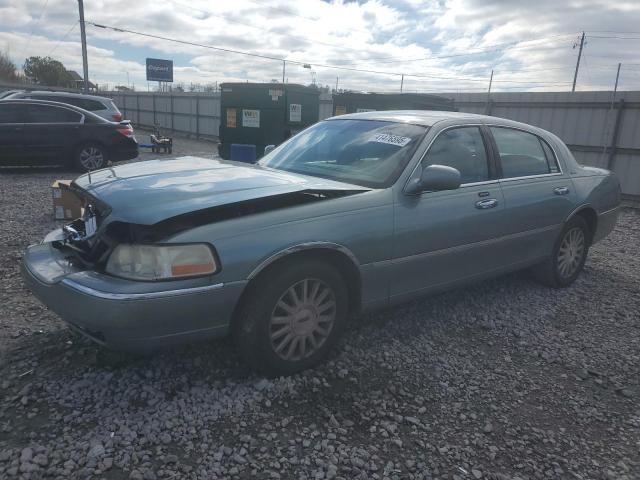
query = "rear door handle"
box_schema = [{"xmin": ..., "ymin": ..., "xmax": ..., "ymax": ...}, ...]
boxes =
[
  {"xmin": 475, "ymin": 198, "xmax": 498, "ymax": 209},
  {"xmin": 554, "ymin": 186, "xmax": 570, "ymax": 195}
]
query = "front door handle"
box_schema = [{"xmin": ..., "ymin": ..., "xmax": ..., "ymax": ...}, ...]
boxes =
[
  {"xmin": 554, "ymin": 186, "xmax": 570, "ymax": 195},
  {"xmin": 475, "ymin": 198, "xmax": 498, "ymax": 209}
]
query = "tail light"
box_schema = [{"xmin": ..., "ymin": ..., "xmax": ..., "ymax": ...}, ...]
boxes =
[
  {"xmin": 112, "ymin": 113, "xmax": 123, "ymax": 122},
  {"xmin": 116, "ymin": 125, "xmax": 134, "ymax": 138}
]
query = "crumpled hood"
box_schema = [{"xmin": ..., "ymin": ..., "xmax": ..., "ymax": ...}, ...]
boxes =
[{"xmin": 73, "ymin": 156, "xmax": 364, "ymax": 225}]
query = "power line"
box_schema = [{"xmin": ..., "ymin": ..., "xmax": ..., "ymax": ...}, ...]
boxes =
[
  {"xmin": 87, "ymin": 21, "xmax": 574, "ymax": 86},
  {"xmin": 344, "ymin": 33, "xmax": 578, "ymax": 65},
  {"xmin": 588, "ymin": 34, "xmax": 640, "ymax": 40},
  {"xmin": 166, "ymin": 0, "xmax": 377, "ymax": 54},
  {"xmin": 21, "ymin": 0, "xmax": 50, "ymax": 59},
  {"xmin": 47, "ymin": 21, "xmax": 79, "ymax": 56},
  {"xmin": 88, "ymin": 21, "xmax": 284, "ymax": 62}
]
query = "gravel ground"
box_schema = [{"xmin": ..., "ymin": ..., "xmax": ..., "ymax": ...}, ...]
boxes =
[{"xmin": 0, "ymin": 156, "xmax": 639, "ymax": 479}]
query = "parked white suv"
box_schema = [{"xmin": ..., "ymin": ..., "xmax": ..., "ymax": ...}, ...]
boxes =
[{"xmin": 4, "ymin": 91, "xmax": 123, "ymax": 122}]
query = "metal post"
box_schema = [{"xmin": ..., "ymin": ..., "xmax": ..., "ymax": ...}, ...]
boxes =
[
  {"xmin": 602, "ymin": 63, "xmax": 622, "ymax": 161},
  {"xmin": 170, "ymin": 94, "xmax": 174, "ymax": 132},
  {"xmin": 335, "ymin": 77, "xmax": 339, "ymax": 92},
  {"xmin": 485, "ymin": 70, "xmax": 493, "ymax": 114},
  {"xmin": 607, "ymin": 99, "xmax": 625, "ymax": 170},
  {"xmin": 152, "ymin": 94, "xmax": 156, "ymax": 126},
  {"xmin": 195, "ymin": 94, "xmax": 199, "ymax": 139},
  {"xmin": 77, "ymin": 0, "xmax": 89, "ymax": 93},
  {"xmin": 400, "ymin": 74, "xmax": 404, "ymax": 93},
  {"xmin": 572, "ymin": 32, "xmax": 585, "ymax": 93},
  {"xmin": 282, "ymin": 60, "xmax": 285, "ymax": 84},
  {"xmin": 135, "ymin": 93, "xmax": 139, "ymax": 125}
]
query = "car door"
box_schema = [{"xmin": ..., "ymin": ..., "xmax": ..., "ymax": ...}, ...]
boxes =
[
  {"xmin": 391, "ymin": 125, "xmax": 507, "ymax": 299},
  {"xmin": 24, "ymin": 104, "xmax": 83, "ymax": 165},
  {"xmin": 489, "ymin": 125, "xmax": 577, "ymax": 263},
  {"xmin": 0, "ymin": 103, "xmax": 27, "ymax": 165}
]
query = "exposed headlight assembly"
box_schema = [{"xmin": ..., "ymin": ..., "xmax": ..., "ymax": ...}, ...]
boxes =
[{"xmin": 105, "ymin": 244, "xmax": 218, "ymax": 281}]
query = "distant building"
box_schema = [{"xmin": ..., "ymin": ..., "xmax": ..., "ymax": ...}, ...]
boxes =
[{"xmin": 67, "ymin": 70, "xmax": 96, "ymax": 91}]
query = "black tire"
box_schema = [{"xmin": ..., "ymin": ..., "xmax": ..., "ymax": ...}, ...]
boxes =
[
  {"xmin": 531, "ymin": 216, "xmax": 590, "ymax": 288},
  {"xmin": 235, "ymin": 258, "xmax": 348, "ymax": 376},
  {"xmin": 74, "ymin": 143, "xmax": 108, "ymax": 171}
]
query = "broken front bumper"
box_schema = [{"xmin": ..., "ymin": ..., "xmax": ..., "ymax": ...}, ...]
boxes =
[{"xmin": 21, "ymin": 239, "xmax": 246, "ymax": 352}]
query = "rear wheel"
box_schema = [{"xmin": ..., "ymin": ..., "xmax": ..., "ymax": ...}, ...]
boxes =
[
  {"xmin": 75, "ymin": 143, "xmax": 108, "ymax": 171},
  {"xmin": 235, "ymin": 258, "xmax": 348, "ymax": 376},
  {"xmin": 532, "ymin": 216, "xmax": 589, "ymax": 288}
]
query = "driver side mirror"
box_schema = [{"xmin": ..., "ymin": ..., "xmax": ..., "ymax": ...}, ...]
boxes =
[{"xmin": 405, "ymin": 164, "xmax": 461, "ymax": 195}]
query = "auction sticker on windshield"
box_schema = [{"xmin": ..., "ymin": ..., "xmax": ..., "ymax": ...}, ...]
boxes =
[{"xmin": 371, "ymin": 133, "xmax": 412, "ymax": 147}]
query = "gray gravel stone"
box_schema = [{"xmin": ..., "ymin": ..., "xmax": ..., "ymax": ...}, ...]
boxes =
[{"xmin": 1, "ymin": 169, "xmax": 639, "ymax": 480}]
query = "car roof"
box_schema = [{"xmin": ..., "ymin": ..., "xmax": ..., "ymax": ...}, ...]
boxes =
[
  {"xmin": 326, "ymin": 110, "xmax": 523, "ymax": 128},
  {"xmin": 10, "ymin": 90, "xmax": 113, "ymax": 103},
  {"xmin": 0, "ymin": 98, "xmax": 110, "ymax": 122}
]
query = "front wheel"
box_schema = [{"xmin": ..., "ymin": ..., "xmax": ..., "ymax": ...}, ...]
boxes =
[
  {"xmin": 75, "ymin": 143, "xmax": 108, "ymax": 171},
  {"xmin": 235, "ymin": 258, "xmax": 348, "ymax": 376},
  {"xmin": 532, "ymin": 216, "xmax": 589, "ymax": 288}
]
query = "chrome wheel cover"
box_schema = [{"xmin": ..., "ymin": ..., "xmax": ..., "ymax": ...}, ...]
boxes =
[
  {"xmin": 557, "ymin": 227, "xmax": 585, "ymax": 278},
  {"xmin": 269, "ymin": 278, "xmax": 336, "ymax": 362},
  {"xmin": 79, "ymin": 147, "xmax": 104, "ymax": 170}
]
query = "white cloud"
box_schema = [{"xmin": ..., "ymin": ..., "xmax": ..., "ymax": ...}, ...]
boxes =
[{"xmin": 1, "ymin": 0, "xmax": 640, "ymax": 92}]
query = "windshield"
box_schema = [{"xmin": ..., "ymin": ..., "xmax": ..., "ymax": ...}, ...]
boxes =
[{"xmin": 258, "ymin": 119, "xmax": 427, "ymax": 188}]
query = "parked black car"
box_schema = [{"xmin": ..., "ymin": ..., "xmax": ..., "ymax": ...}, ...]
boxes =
[{"xmin": 0, "ymin": 99, "xmax": 138, "ymax": 170}]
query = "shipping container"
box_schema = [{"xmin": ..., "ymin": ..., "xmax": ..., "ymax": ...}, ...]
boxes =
[
  {"xmin": 218, "ymin": 83, "xmax": 320, "ymax": 159},
  {"xmin": 332, "ymin": 92, "xmax": 456, "ymax": 116}
]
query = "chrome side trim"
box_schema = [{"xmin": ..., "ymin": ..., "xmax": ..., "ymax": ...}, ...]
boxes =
[
  {"xmin": 366, "ymin": 224, "xmax": 559, "ymax": 268},
  {"xmin": 599, "ymin": 205, "xmax": 621, "ymax": 216},
  {"xmin": 247, "ymin": 241, "xmax": 360, "ymax": 280},
  {"xmin": 61, "ymin": 279, "xmax": 225, "ymax": 300},
  {"xmin": 499, "ymin": 172, "xmax": 563, "ymax": 183}
]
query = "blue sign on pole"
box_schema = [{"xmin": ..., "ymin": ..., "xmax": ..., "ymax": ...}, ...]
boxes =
[{"xmin": 146, "ymin": 58, "xmax": 173, "ymax": 82}]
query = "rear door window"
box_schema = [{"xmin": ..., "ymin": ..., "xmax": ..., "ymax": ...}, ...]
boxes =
[
  {"xmin": 422, "ymin": 126, "xmax": 490, "ymax": 184},
  {"xmin": 491, "ymin": 127, "xmax": 558, "ymax": 178},
  {"xmin": 0, "ymin": 104, "xmax": 28, "ymax": 123},
  {"xmin": 26, "ymin": 105, "xmax": 82, "ymax": 123}
]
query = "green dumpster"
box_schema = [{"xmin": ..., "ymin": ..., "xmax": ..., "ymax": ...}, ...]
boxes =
[{"xmin": 218, "ymin": 83, "xmax": 320, "ymax": 160}]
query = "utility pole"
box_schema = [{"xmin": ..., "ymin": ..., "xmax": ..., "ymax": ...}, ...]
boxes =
[
  {"xmin": 572, "ymin": 31, "xmax": 585, "ymax": 93},
  {"xmin": 400, "ymin": 74, "xmax": 404, "ymax": 93},
  {"xmin": 485, "ymin": 69, "xmax": 493, "ymax": 114},
  {"xmin": 601, "ymin": 62, "xmax": 622, "ymax": 160},
  {"xmin": 335, "ymin": 76, "xmax": 339, "ymax": 91},
  {"xmin": 282, "ymin": 60, "xmax": 285, "ymax": 84},
  {"xmin": 612, "ymin": 62, "xmax": 621, "ymax": 100},
  {"xmin": 78, "ymin": 0, "xmax": 89, "ymax": 93}
]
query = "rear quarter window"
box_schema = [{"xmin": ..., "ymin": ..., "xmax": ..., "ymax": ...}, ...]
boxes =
[{"xmin": 79, "ymin": 99, "xmax": 107, "ymax": 111}]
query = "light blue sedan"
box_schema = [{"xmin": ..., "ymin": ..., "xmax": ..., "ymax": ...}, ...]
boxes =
[{"xmin": 22, "ymin": 111, "xmax": 621, "ymax": 375}]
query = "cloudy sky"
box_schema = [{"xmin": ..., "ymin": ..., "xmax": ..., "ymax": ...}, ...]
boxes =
[{"xmin": 2, "ymin": 0, "xmax": 640, "ymax": 93}]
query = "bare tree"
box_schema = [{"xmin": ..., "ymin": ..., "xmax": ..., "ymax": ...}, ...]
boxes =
[{"xmin": 0, "ymin": 51, "xmax": 17, "ymax": 82}]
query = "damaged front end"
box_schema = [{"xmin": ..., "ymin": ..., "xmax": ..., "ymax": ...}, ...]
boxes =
[{"xmin": 54, "ymin": 185, "xmax": 368, "ymax": 272}]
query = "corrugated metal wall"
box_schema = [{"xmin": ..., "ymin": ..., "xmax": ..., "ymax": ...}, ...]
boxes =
[
  {"xmin": 106, "ymin": 89, "xmax": 639, "ymax": 197},
  {"xmin": 445, "ymin": 91, "xmax": 640, "ymax": 197},
  {"xmin": 110, "ymin": 91, "xmax": 221, "ymax": 139}
]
